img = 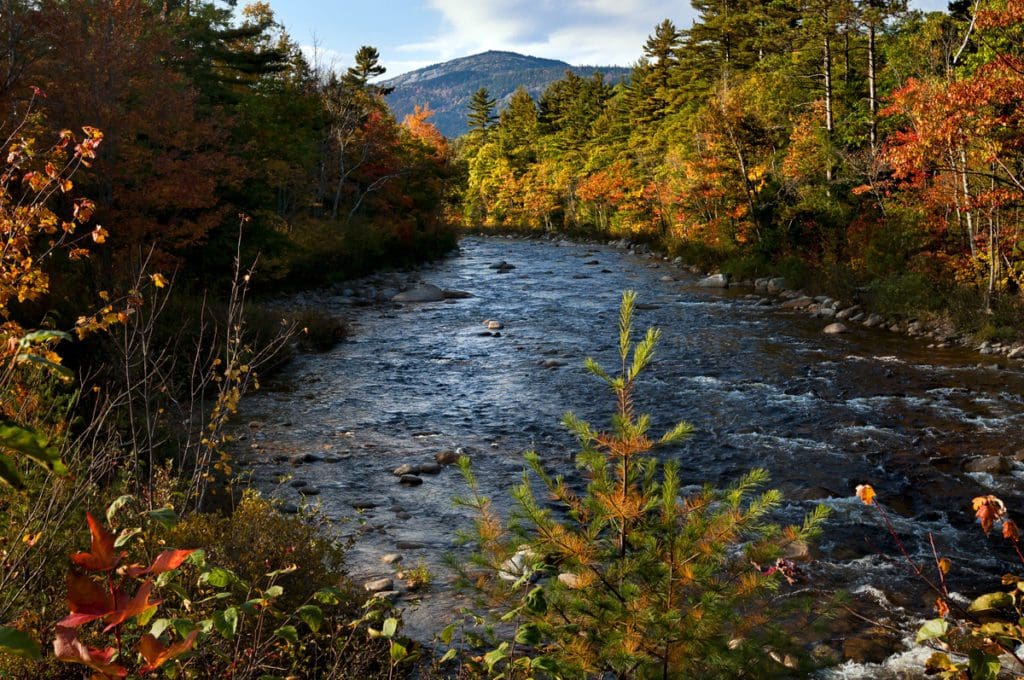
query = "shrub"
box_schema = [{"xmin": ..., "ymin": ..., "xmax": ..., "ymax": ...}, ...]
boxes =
[{"xmin": 446, "ymin": 291, "xmax": 829, "ymax": 678}]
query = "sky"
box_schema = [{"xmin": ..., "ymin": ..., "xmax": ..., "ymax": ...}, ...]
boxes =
[{"xmin": 264, "ymin": 0, "xmax": 950, "ymax": 79}]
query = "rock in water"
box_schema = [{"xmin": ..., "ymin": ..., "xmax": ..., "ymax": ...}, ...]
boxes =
[
  {"xmin": 392, "ymin": 284, "xmax": 445, "ymax": 303},
  {"xmin": 697, "ymin": 273, "xmax": 730, "ymax": 288},
  {"xmin": 823, "ymin": 322, "xmax": 849, "ymax": 335},
  {"xmin": 435, "ymin": 450, "xmax": 459, "ymax": 465},
  {"xmin": 399, "ymin": 474, "xmax": 423, "ymax": 486},
  {"xmin": 364, "ymin": 578, "xmax": 393, "ymax": 593}
]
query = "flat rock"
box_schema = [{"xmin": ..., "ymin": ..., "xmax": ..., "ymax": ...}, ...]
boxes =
[
  {"xmin": 399, "ymin": 474, "xmax": 423, "ymax": 486},
  {"xmin": 392, "ymin": 284, "xmax": 445, "ymax": 303},
  {"xmin": 696, "ymin": 273, "xmax": 730, "ymax": 288},
  {"xmin": 380, "ymin": 553, "xmax": 403, "ymax": 565},
  {"xmin": 487, "ymin": 320, "xmax": 504, "ymax": 330},
  {"xmin": 298, "ymin": 486, "xmax": 320, "ymax": 496},
  {"xmin": 863, "ymin": 314, "xmax": 885, "ymax": 328},
  {"xmin": 289, "ymin": 479, "xmax": 308, "ymax": 488},
  {"xmin": 766, "ymin": 277, "xmax": 788, "ymax": 293},
  {"xmin": 277, "ymin": 502, "xmax": 299, "ymax": 514},
  {"xmin": 351, "ymin": 499, "xmax": 379, "ymax": 509},
  {"xmin": 442, "ymin": 289, "xmax": 473, "ymax": 299},
  {"xmin": 781, "ymin": 296, "xmax": 814, "ymax": 309},
  {"xmin": 393, "ymin": 463, "xmax": 416, "ymax": 476},
  {"xmin": 364, "ymin": 578, "xmax": 394, "ymax": 593},
  {"xmin": 823, "ymin": 322, "xmax": 849, "ymax": 335},
  {"xmin": 415, "ymin": 462, "xmax": 442, "ymax": 474}
]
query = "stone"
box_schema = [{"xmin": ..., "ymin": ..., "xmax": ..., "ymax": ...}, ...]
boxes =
[
  {"xmin": 392, "ymin": 284, "xmax": 446, "ymax": 303},
  {"xmin": 364, "ymin": 578, "xmax": 394, "ymax": 593},
  {"xmin": 863, "ymin": 314, "xmax": 885, "ymax": 328},
  {"xmin": 487, "ymin": 320, "xmax": 504, "ymax": 330},
  {"xmin": 278, "ymin": 502, "xmax": 299, "ymax": 514},
  {"xmin": 964, "ymin": 455, "xmax": 1010, "ymax": 475},
  {"xmin": 1009, "ymin": 345, "xmax": 1024, "ymax": 359},
  {"xmin": 442, "ymin": 289, "xmax": 473, "ymax": 299},
  {"xmin": 298, "ymin": 486, "xmax": 320, "ymax": 496},
  {"xmin": 381, "ymin": 553, "xmax": 403, "ymax": 565},
  {"xmin": 351, "ymin": 499, "xmax": 379, "ymax": 509},
  {"xmin": 435, "ymin": 450, "xmax": 460, "ymax": 465},
  {"xmin": 541, "ymin": 359, "xmax": 566, "ymax": 369},
  {"xmin": 835, "ymin": 306, "xmax": 860, "ymax": 320},
  {"xmin": 415, "ymin": 462, "xmax": 442, "ymax": 474},
  {"xmin": 781, "ymin": 296, "xmax": 814, "ymax": 309},
  {"xmin": 842, "ymin": 634, "xmax": 902, "ymax": 664},
  {"xmin": 393, "ymin": 463, "xmax": 416, "ymax": 476},
  {"xmin": 823, "ymin": 322, "xmax": 849, "ymax": 335},
  {"xmin": 399, "ymin": 474, "xmax": 423, "ymax": 486},
  {"xmin": 558, "ymin": 572, "xmax": 586, "ymax": 589},
  {"xmin": 289, "ymin": 479, "xmax": 308, "ymax": 488},
  {"xmin": 696, "ymin": 273, "xmax": 730, "ymax": 288},
  {"xmin": 766, "ymin": 277, "xmax": 788, "ymax": 293},
  {"xmin": 396, "ymin": 541, "xmax": 425, "ymax": 550}
]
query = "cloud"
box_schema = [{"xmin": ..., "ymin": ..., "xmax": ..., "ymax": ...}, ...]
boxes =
[{"xmin": 402, "ymin": 0, "xmax": 690, "ymax": 68}]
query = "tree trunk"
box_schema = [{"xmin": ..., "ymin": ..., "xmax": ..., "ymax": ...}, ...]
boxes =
[{"xmin": 867, "ymin": 22, "xmax": 878, "ymax": 154}]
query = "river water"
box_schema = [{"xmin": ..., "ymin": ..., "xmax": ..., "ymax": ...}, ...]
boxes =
[{"xmin": 235, "ymin": 236, "xmax": 1024, "ymax": 677}]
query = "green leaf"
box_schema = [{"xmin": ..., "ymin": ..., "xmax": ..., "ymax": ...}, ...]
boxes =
[
  {"xmin": 264, "ymin": 585, "xmax": 283, "ymax": 599},
  {"xmin": 296, "ymin": 605, "xmax": 323, "ymax": 633},
  {"xmin": 186, "ymin": 549, "xmax": 206, "ymax": 568},
  {"xmin": 968, "ymin": 649, "xmax": 1001, "ymax": 680},
  {"xmin": 514, "ymin": 623, "xmax": 542, "ymax": 646},
  {"xmin": 19, "ymin": 353, "xmax": 73, "ymax": 379},
  {"xmin": 390, "ymin": 641, "xmax": 407, "ymax": 663},
  {"xmin": 483, "ymin": 642, "xmax": 509, "ymax": 672},
  {"xmin": 0, "ymin": 626, "xmax": 40, "ymax": 660},
  {"xmin": 439, "ymin": 648, "xmax": 457, "ymax": 663},
  {"xmin": 439, "ymin": 622, "xmax": 457, "ymax": 646},
  {"xmin": 275, "ymin": 625, "xmax": 298, "ymax": 645},
  {"xmin": 114, "ymin": 527, "xmax": 142, "ymax": 548},
  {"xmin": 149, "ymin": 618, "xmax": 172, "ymax": 640},
  {"xmin": 314, "ymin": 586, "xmax": 343, "ymax": 605},
  {"xmin": 20, "ymin": 330, "xmax": 71, "ymax": 345},
  {"xmin": 915, "ymin": 618, "xmax": 949, "ymax": 643},
  {"xmin": 382, "ymin": 617, "xmax": 398, "ymax": 638},
  {"xmin": 0, "ymin": 419, "xmax": 66, "ymax": 476},
  {"xmin": 137, "ymin": 604, "xmax": 158, "ymax": 627},
  {"xmin": 214, "ymin": 607, "xmax": 239, "ymax": 640},
  {"xmin": 969, "ymin": 591, "xmax": 1013, "ymax": 612},
  {"xmin": 201, "ymin": 567, "xmax": 236, "ymax": 589},
  {"xmin": 147, "ymin": 507, "xmax": 178, "ymax": 529},
  {"xmin": 105, "ymin": 495, "xmax": 134, "ymax": 526},
  {"xmin": 173, "ymin": 619, "xmax": 198, "ymax": 638},
  {"xmin": 0, "ymin": 453, "xmax": 24, "ymax": 489}
]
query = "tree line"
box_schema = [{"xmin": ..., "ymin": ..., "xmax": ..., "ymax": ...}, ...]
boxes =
[{"xmin": 458, "ymin": 0, "xmax": 1024, "ymax": 335}]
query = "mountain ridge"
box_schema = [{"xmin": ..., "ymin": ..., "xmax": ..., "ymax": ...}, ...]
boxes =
[{"xmin": 381, "ymin": 50, "xmax": 630, "ymax": 139}]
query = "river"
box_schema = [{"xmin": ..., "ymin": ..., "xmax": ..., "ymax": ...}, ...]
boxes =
[{"xmin": 234, "ymin": 236, "xmax": 1024, "ymax": 677}]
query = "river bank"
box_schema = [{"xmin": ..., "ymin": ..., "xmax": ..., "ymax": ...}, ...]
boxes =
[{"xmin": 232, "ymin": 235, "xmax": 1024, "ymax": 678}]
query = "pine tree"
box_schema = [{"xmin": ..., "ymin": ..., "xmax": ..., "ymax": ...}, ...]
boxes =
[
  {"xmin": 344, "ymin": 45, "xmax": 393, "ymax": 95},
  {"xmin": 466, "ymin": 87, "xmax": 497, "ymax": 135}
]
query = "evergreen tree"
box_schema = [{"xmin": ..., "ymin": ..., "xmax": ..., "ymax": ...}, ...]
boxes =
[
  {"xmin": 344, "ymin": 45, "xmax": 394, "ymax": 95},
  {"xmin": 466, "ymin": 87, "xmax": 497, "ymax": 135}
]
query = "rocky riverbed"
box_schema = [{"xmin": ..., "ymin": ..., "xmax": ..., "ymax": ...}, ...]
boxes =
[{"xmin": 232, "ymin": 235, "xmax": 1024, "ymax": 678}]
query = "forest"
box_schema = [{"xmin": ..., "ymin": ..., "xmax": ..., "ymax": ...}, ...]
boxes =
[
  {"xmin": 1, "ymin": 0, "xmax": 1024, "ymax": 677},
  {"xmin": 459, "ymin": 0, "xmax": 1024, "ymax": 341}
]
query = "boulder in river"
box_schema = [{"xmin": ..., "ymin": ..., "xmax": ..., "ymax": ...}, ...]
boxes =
[
  {"xmin": 964, "ymin": 455, "xmax": 1010, "ymax": 475},
  {"xmin": 823, "ymin": 322, "xmax": 849, "ymax": 335},
  {"xmin": 399, "ymin": 474, "xmax": 423, "ymax": 486},
  {"xmin": 415, "ymin": 461, "xmax": 442, "ymax": 474},
  {"xmin": 697, "ymin": 273, "xmax": 730, "ymax": 288},
  {"xmin": 435, "ymin": 450, "xmax": 460, "ymax": 465},
  {"xmin": 393, "ymin": 463, "xmax": 415, "ymax": 476},
  {"xmin": 442, "ymin": 289, "xmax": 473, "ymax": 299},
  {"xmin": 392, "ymin": 284, "xmax": 446, "ymax": 303},
  {"xmin": 767, "ymin": 277, "xmax": 788, "ymax": 293},
  {"xmin": 781, "ymin": 296, "xmax": 814, "ymax": 309}
]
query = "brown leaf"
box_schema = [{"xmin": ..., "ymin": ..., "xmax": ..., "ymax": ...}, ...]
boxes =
[
  {"xmin": 71, "ymin": 513, "xmax": 120, "ymax": 572},
  {"xmin": 1003, "ymin": 519, "xmax": 1020, "ymax": 542},
  {"xmin": 60, "ymin": 571, "xmax": 114, "ymax": 628},
  {"xmin": 125, "ymin": 549, "xmax": 193, "ymax": 578},
  {"xmin": 103, "ymin": 579, "xmax": 161, "ymax": 632},
  {"xmin": 973, "ymin": 495, "xmax": 1007, "ymax": 536},
  {"xmin": 53, "ymin": 626, "xmax": 126, "ymax": 679},
  {"xmin": 138, "ymin": 630, "xmax": 198, "ymax": 673}
]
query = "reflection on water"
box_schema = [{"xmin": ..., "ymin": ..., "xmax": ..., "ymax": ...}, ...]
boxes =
[{"xmin": 235, "ymin": 237, "xmax": 1024, "ymax": 676}]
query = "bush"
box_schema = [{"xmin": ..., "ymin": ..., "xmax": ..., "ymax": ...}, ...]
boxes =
[{"xmin": 446, "ymin": 292, "xmax": 829, "ymax": 678}]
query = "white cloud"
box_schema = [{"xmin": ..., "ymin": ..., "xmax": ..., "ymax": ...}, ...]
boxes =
[{"xmin": 399, "ymin": 0, "xmax": 691, "ymax": 70}]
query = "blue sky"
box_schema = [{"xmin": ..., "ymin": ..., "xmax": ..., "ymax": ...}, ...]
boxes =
[{"xmin": 264, "ymin": 0, "xmax": 950, "ymax": 78}]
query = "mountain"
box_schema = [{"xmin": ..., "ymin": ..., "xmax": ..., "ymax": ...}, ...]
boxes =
[{"xmin": 381, "ymin": 51, "xmax": 631, "ymax": 139}]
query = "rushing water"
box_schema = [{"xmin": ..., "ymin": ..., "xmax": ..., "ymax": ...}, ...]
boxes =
[{"xmin": 234, "ymin": 236, "xmax": 1024, "ymax": 677}]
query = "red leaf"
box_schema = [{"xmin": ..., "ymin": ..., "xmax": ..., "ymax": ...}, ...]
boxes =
[
  {"xmin": 125, "ymin": 549, "xmax": 193, "ymax": 578},
  {"xmin": 60, "ymin": 571, "xmax": 114, "ymax": 628},
  {"xmin": 53, "ymin": 626, "xmax": 126, "ymax": 679},
  {"xmin": 103, "ymin": 579, "xmax": 161, "ymax": 632},
  {"xmin": 71, "ymin": 513, "xmax": 120, "ymax": 572},
  {"xmin": 138, "ymin": 630, "xmax": 198, "ymax": 673}
]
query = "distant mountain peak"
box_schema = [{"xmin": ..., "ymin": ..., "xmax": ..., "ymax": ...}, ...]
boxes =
[{"xmin": 382, "ymin": 52, "xmax": 629, "ymax": 139}]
